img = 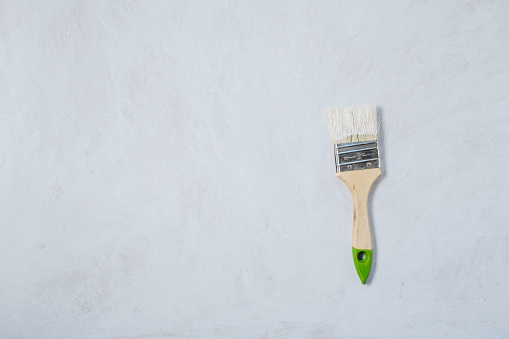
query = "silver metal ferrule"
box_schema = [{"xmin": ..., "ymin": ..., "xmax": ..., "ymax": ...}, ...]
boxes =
[{"xmin": 334, "ymin": 141, "xmax": 380, "ymax": 173}]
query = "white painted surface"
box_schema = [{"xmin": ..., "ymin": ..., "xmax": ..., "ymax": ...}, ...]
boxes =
[{"xmin": 1, "ymin": 1, "xmax": 508, "ymax": 337}]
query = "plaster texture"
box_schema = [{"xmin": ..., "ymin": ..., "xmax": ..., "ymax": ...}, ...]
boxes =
[{"xmin": 1, "ymin": 1, "xmax": 508, "ymax": 337}]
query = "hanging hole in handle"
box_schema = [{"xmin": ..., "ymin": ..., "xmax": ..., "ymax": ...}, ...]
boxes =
[{"xmin": 357, "ymin": 251, "xmax": 367, "ymax": 261}]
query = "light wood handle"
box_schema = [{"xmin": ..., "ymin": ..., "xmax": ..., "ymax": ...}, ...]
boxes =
[{"xmin": 337, "ymin": 167, "xmax": 381, "ymax": 283}]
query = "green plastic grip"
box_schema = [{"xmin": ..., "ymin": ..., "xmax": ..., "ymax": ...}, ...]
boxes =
[{"xmin": 352, "ymin": 247, "xmax": 372, "ymax": 284}]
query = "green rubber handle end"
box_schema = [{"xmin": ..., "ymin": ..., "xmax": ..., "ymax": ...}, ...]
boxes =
[{"xmin": 352, "ymin": 247, "xmax": 373, "ymax": 284}]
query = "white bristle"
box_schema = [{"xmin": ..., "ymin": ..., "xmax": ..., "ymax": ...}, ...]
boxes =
[{"xmin": 326, "ymin": 104, "xmax": 378, "ymax": 144}]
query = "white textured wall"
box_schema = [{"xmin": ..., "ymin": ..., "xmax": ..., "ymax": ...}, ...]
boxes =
[{"xmin": 1, "ymin": 1, "xmax": 509, "ymax": 338}]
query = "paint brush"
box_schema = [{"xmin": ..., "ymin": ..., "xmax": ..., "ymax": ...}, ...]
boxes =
[{"xmin": 326, "ymin": 104, "xmax": 381, "ymax": 284}]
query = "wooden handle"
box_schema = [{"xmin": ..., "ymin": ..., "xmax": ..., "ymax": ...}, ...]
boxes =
[{"xmin": 337, "ymin": 167, "xmax": 381, "ymax": 284}]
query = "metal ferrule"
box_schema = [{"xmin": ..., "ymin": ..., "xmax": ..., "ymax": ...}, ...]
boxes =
[{"xmin": 334, "ymin": 141, "xmax": 380, "ymax": 173}]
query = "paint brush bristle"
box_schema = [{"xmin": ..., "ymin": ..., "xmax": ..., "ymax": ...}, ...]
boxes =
[{"xmin": 326, "ymin": 104, "xmax": 378, "ymax": 144}]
